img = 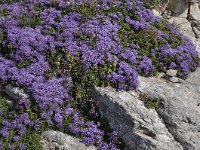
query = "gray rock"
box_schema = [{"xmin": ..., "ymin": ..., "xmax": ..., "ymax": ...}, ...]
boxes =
[
  {"xmin": 166, "ymin": 69, "xmax": 177, "ymax": 77},
  {"xmin": 3, "ymin": 84, "xmax": 29, "ymax": 100},
  {"xmin": 41, "ymin": 130, "xmax": 96, "ymax": 150},
  {"xmin": 93, "ymin": 87, "xmax": 183, "ymax": 150},
  {"xmin": 152, "ymin": 9, "xmax": 161, "ymax": 17},
  {"xmin": 93, "ymin": 68, "xmax": 200, "ymax": 150},
  {"xmin": 169, "ymin": 77, "xmax": 183, "ymax": 83},
  {"xmin": 137, "ymin": 69, "xmax": 200, "ymax": 150},
  {"xmin": 169, "ymin": 17, "xmax": 196, "ymax": 37},
  {"xmin": 159, "ymin": 0, "xmax": 200, "ymax": 18},
  {"xmin": 156, "ymin": 72, "xmax": 165, "ymax": 78},
  {"xmin": 193, "ymin": 26, "xmax": 200, "ymax": 38},
  {"xmin": 165, "ymin": 0, "xmax": 188, "ymax": 17},
  {"xmin": 1, "ymin": 84, "xmax": 30, "ymax": 107},
  {"xmin": 188, "ymin": 1, "xmax": 200, "ymax": 21}
]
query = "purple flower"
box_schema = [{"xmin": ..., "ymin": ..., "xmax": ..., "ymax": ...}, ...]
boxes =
[
  {"xmin": 0, "ymin": 128, "xmax": 9, "ymax": 138},
  {"xmin": 33, "ymin": 121, "xmax": 41, "ymax": 130},
  {"xmin": 64, "ymin": 107, "xmax": 74, "ymax": 115},
  {"xmin": 19, "ymin": 143, "xmax": 26, "ymax": 150},
  {"xmin": 0, "ymin": 142, "xmax": 3, "ymax": 149},
  {"xmin": 54, "ymin": 113, "xmax": 63, "ymax": 123},
  {"xmin": 138, "ymin": 56, "xmax": 154, "ymax": 76},
  {"xmin": 13, "ymin": 135, "xmax": 20, "ymax": 141},
  {"xmin": 9, "ymin": 144, "xmax": 16, "ymax": 150},
  {"xmin": 18, "ymin": 127, "xmax": 26, "ymax": 135},
  {"xmin": 169, "ymin": 62, "xmax": 177, "ymax": 69}
]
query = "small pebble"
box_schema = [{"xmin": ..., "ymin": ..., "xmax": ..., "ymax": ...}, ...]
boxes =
[
  {"xmin": 169, "ymin": 77, "xmax": 182, "ymax": 83},
  {"xmin": 166, "ymin": 69, "xmax": 177, "ymax": 77}
]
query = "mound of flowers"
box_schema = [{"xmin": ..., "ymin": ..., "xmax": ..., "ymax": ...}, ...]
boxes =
[{"xmin": 0, "ymin": 0, "xmax": 199, "ymax": 149}]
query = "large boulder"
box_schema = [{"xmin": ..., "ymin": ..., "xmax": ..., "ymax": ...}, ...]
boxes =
[
  {"xmin": 92, "ymin": 88, "xmax": 183, "ymax": 150},
  {"xmin": 137, "ymin": 69, "xmax": 200, "ymax": 150},
  {"xmin": 93, "ymin": 69, "xmax": 200, "ymax": 150}
]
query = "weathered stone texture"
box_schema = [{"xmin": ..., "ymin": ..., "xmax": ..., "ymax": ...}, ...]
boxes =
[
  {"xmin": 93, "ymin": 87, "xmax": 183, "ymax": 150},
  {"xmin": 41, "ymin": 130, "xmax": 96, "ymax": 150},
  {"xmin": 93, "ymin": 68, "xmax": 200, "ymax": 150}
]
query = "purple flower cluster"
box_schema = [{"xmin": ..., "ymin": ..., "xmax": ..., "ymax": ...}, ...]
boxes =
[
  {"xmin": 66, "ymin": 109, "xmax": 120, "ymax": 149},
  {"xmin": 0, "ymin": 112, "xmax": 31, "ymax": 149},
  {"xmin": 0, "ymin": 0, "xmax": 199, "ymax": 149},
  {"xmin": 138, "ymin": 56, "xmax": 154, "ymax": 76},
  {"xmin": 107, "ymin": 62, "xmax": 139, "ymax": 90}
]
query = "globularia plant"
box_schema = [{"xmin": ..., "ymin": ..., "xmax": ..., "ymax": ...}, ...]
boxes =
[{"xmin": 0, "ymin": 0, "xmax": 199, "ymax": 149}]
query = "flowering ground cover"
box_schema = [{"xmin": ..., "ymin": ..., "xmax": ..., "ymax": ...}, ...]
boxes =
[{"xmin": 0, "ymin": 0, "xmax": 199, "ymax": 149}]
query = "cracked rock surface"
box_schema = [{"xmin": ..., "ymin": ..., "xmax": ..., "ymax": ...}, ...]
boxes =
[
  {"xmin": 93, "ymin": 69, "xmax": 200, "ymax": 150},
  {"xmin": 137, "ymin": 69, "xmax": 200, "ymax": 150}
]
